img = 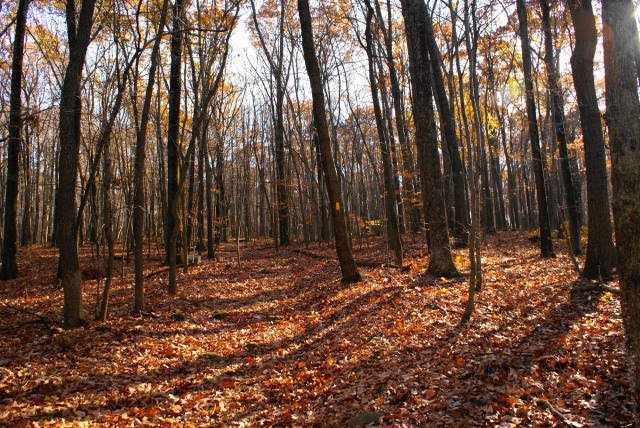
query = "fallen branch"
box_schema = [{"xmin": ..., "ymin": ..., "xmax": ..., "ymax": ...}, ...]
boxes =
[
  {"xmin": 535, "ymin": 398, "xmax": 571, "ymax": 425},
  {"xmin": 0, "ymin": 303, "xmax": 54, "ymax": 333},
  {"xmin": 572, "ymin": 283, "xmax": 620, "ymax": 295},
  {"xmin": 0, "ymin": 303, "xmax": 50, "ymax": 320},
  {"xmin": 290, "ymin": 248, "xmax": 389, "ymax": 268},
  {"xmin": 145, "ymin": 266, "xmax": 169, "ymax": 279},
  {"xmin": 144, "ymin": 261, "xmax": 201, "ymax": 279},
  {"xmin": 0, "ymin": 318, "xmax": 52, "ymax": 333}
]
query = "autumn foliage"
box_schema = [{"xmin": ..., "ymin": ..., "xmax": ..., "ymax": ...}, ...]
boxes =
[{"xmin": 0, "ymin": 234, "xmax": 631, "ymax": 425}]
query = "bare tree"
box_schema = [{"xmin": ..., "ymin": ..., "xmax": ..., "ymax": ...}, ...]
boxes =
[
  {"xmin": 400, "ymin": 0, "xmax": 458, "ymax": 277},
  {"xmin": 297, "ymin": 0, "xmax": 361, "ymax": 283},
  {"xmin": 568, "ymin": 0, "xmax": 615, "ymax": 279},
  {"xmin": 602, "ymin": 0, "xmax": 640, "ymax": 420},
  {"xmin": 57, "ymin": 0, "xmax": 97, "ymax": 328},
  {"xmin": 0, "ymin": 0, "xmax": 29, "ymax": 280},
  {"xmin": 516, "ymin": 0, "xmax": 555, "ymax": 258}
]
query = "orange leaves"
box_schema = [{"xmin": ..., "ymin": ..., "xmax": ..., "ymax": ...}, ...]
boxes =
[
  {"xmin": 168, "ymin": 404, "xmax": 183, "ymax": 414},
  {"xmin": 394, "ymin": 320, "xmax": 422, "ymax": 336},
  {"xmin": 218, "ymin": 379, "xmax": 236, "ymax": 389},
  {"xmin": 0, "ymin": 234, "xmax": 632, "ymax": 426},
  {"xmin": 263, "ymin": 376, "xmax": 293, "ymax": 388}
]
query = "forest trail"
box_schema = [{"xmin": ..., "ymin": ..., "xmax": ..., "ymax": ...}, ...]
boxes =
[{"xmin": 0, "ymin": 233, "xmax": 632, "ymax": 426}]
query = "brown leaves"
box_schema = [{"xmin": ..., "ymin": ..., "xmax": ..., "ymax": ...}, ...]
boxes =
[{"xmin": 0, "ymin": 234, "xmax": 633, "ymax": 426}]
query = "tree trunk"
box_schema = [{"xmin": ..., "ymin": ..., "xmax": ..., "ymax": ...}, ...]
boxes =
[
  {"xmin": 98, "ymin": 145, "xmax": 114, "ymax": 321},
  {"xmin": 400, "ymin": 0, "xmax": 458, "ymax": 277},
  {"xmin": 167, "ymin": 0, "xmax": 185, "ymax": 295},
  {"xmin": 215, "ymin": 140, "xmax": 226, "ymax": 245},
  {"xmin": 21, "ymin": 130, "xmax": 32, "ymax": 247},
  {"xmin": 133, "ymin": 0, "xmax": 169, "ymax": 312},
  {"xmin": 297, "ymin": 0, "xmax": 361, "ymax": 283},
  {"xmin": 57, "ymin": 0, "xmax": 97, "ymax": 329},
  {"xmin": 539, "ymin": 0, "xmax": 581, "ymax": 254},
  {"xmin": 516, "ymin": 0, "xmax": 555, "ymax": 258},
  {"xmin": 569, "ymin": 0, "xmax": 615, "ymax": 279},
  {"xmin": 363, "ymin": 2, "xmax": 403, "ymax": 266},
  {"xmin": 205, "ymin": 138, "xmax": 215, "ymax": 258},
  {"xmin": 602, "ymin": 0, "xmax": 640, "ymax": 420},
  {"xmin": 374, "ymin": 0, "xmax": 420, "ymax": 234},
  {"xmin": 1, "ymin": 0, "xmax": 28, "ymax": 280},
  {"xmin": 424, "ymin": 11, "xmax": 469, "ymax": 244}
]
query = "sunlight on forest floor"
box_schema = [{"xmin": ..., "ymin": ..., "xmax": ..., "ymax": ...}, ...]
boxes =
[{"xmin": 0, "ymin": 233, "xmax": 632, "ymax": 426}]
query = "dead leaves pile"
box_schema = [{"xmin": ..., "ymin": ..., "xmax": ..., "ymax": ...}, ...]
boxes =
[{"xmin": 0, "ymin": 233, "xmax": 633, "ymax": 426}]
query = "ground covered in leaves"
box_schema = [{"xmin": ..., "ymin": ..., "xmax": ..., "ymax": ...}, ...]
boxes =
[{"xmin": 0, "ymin": 233, "xmax": 633, "ymax": 426}]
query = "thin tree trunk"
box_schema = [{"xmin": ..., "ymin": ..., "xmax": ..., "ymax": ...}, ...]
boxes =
[
  {"xmin": 132, "ymin": 0, "xmax": 169, "ymax": 312},
  {"xmin": 97, "ymin": 144, "xmax": 114, "ymax": 321},
  {"xmin": 57, "ymin": 0, "xmax": 97, "ymax": 328},
  {"xmin": 424, "ymin": 10, "xmax": 468, "ymax": 244},
  {"xmin": 1, "ymin": 0, "xmax": 28, "ymax": 280},
  {"xmin": 297, "ymin": 0, "xmax": 361, "ymax": 283},
  {"xmin": 539, "ymin": 0, "xmax": 581, "ymax": 254},
  {"xmin": 363, "ymin": 1, "xmax": 403, "ymax": 266},
  {"xmin": 374, "ymin": 0, "xmax": 420, "ymax": 234},
  {"xmin": 516, "ymin": 0, "xmax": 555, "ymax": 258}
]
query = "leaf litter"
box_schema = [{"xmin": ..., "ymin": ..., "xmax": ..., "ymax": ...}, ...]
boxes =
[{"xmin": 0, "ymin": 233, "xmax": 632, "ymax": 426}]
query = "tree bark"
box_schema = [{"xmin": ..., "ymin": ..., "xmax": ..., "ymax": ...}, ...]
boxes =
[
  {"xmin": 363, "ymin": 2, "xmax": 403, "ymax": 266},
  {"xmin": 297, "ymin": 0, "xmax": 361, "ymax": 283},
  {"xmin": 167, "ymin": 0, "xmax": 185, "ymax": 295},
  {"xmin": 0, "ymin": 0, "xmax": 28, "ymax": 280},
  {"xmin": 539, "ymin": 0, "xmax": 581, "ymax": 254},
  {"xmin": 400, "ymin": 0, "xmax": 458, "ymax": 277},
  {"xmin": 568, "ymin": 0, "xmax": 615, "ymax": 279},
  {"xmin": 516, "ymin": 0, "xmax": 555, "ymax": 258},
  {"xmin": 602, "ymin": 0, "xmax": 640, "ymax": 420},
  {"xmin": 57, "ymin": 0, "xmax": 97, "ymax": 328}
]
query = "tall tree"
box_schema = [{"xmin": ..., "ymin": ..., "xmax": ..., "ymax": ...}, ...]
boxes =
[
  {"xmin": 133, "ymin": 0, "xmax": 170, "ymax": 313},
  {"xmin": 372, "ymin": 0, "xmax": 420, "ymax": 234},
  {"xmin": 167, "ymin": 0, "xmax": 185, "ymax": 295},
  {"xmin": 250, "ymin": 0, "xmax": 290, "ymax": 247},
  {"xmin": 568, "ymin": 0, "xmax": 615, "ymax": 279},
  {"xmin": 602, "ymin": 0, "xmax": 640, "ymax": 419},
  {"xmin": 363, "ymin": 0, "xmax": 403, "ymax": 266},
  {"xmin": 423, "ymin": 9, "xmax": 469, "ymax": 244},
  {"xmin": 516, "ymin": 0, "xmax": 555, "ymax": 258},
  {"xmin": 297, "ymin": 0, "xmax": 361, "ymax": 283},
  {"xmin": 57, "ymin": 0, "xmax": 97, "ymax": 328},
  {"xmin": 0, "ymin": 0, "xmax": 29, "ymax": 280},
  {"xmin": 539, "ymin": 0, "xmax": 581, "ymax": 254},
  {"xmin": 400, "ymin": 0, "xmax": 457, "ymax": 277}
]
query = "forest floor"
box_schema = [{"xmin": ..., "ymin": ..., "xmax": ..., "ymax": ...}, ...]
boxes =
[{"xmin": 0, "ymin": 232, "xmax": 633, "ymax": 427}]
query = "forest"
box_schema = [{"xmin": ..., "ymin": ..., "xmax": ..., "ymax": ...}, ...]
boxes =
[{"xmin": 0, "ymin": 0, "xmax": 639, "ymax": 425}]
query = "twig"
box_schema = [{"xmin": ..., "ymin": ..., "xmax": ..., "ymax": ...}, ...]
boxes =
[
  {"xmin": 0, "ymin": 318, "xmax": 52, "ymax": 333},
  {"xmin": 145, "ymin": 266, "xmax": 169, "ymax": 279},
  {"xmin": 290, "ymin": 248, "xmax": 389, "ymax": 268},
  {"xmin": 561, "ymin": 222, "xmax": 581, "ymax": 274},
  {"xmin": 0, "ymin": 303, "xmax": 49, "ymax": 321},
  {"xmin": 572, "ymin": 283, "xmax": 620, "ymax": 295},
  {"xmin": 535, "ymin": 398, "xmax": 568, "ymax": 424}
]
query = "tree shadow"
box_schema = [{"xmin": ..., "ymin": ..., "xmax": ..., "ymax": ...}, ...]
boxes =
[{"xmin": 0, "ymin": 237, "xmax": 632, "ymax": 426}]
